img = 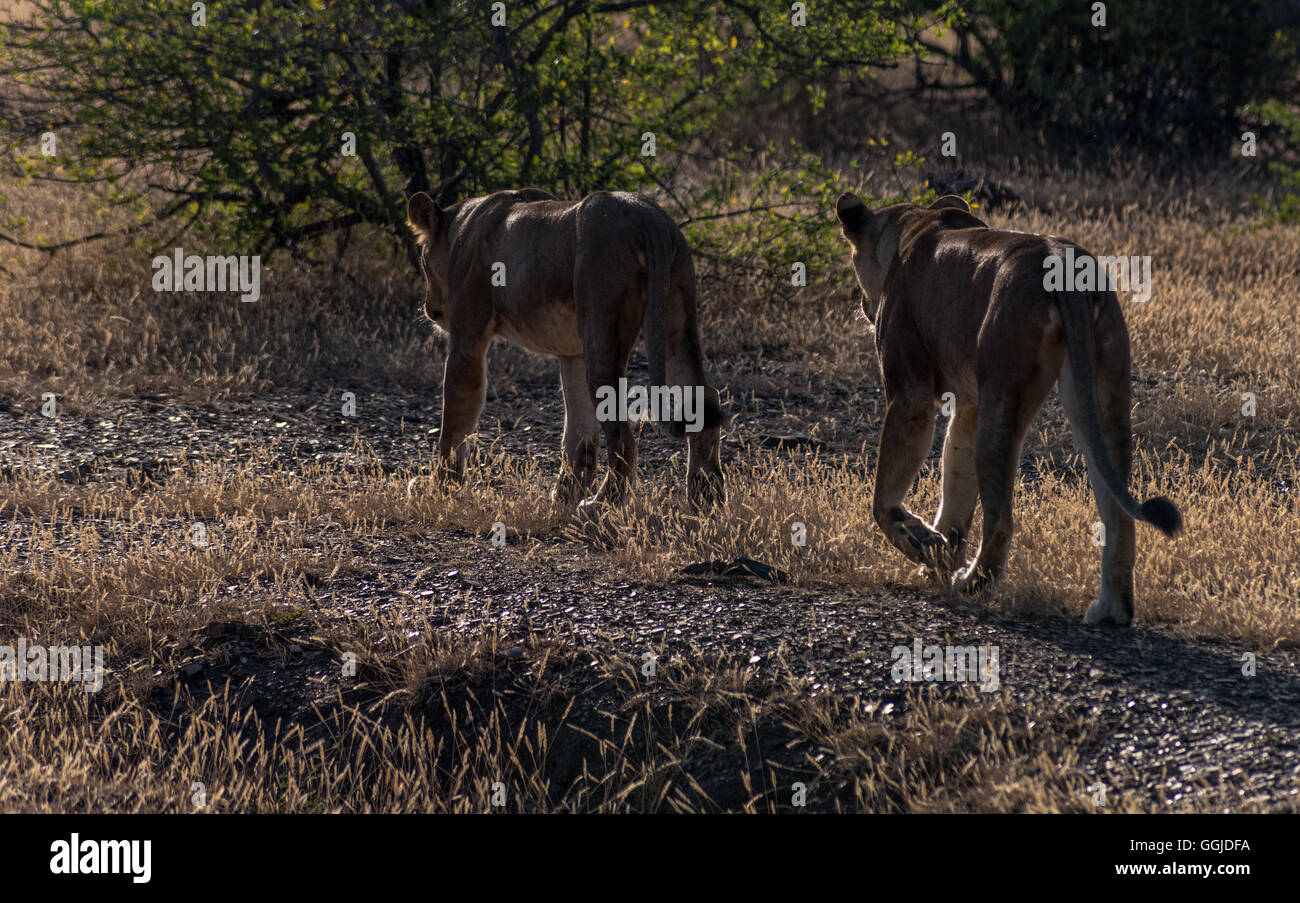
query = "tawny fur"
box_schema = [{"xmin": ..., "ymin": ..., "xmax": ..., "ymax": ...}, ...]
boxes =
[
  {"xmin": 407, "ymin": 188, "xmax": 725, "ymax": 512},
  {"xmin": 836, "ymin": 192, "xmax": 1180, "ymax": 626}
]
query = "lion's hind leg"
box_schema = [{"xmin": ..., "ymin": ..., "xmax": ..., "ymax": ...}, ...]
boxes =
[
  {"xmin": 928, "ymin": 404, "xmax": 980, "ymax": 582},
  {"xmin": 666, "ymin": 283, "xmax": 725, "ymax": 511},
  {"xmin": 1060, "ymin": 354, "xmax": 1138, "ymax": 626},
  {"xmin": 681, "ymin": 387, "xmax": 725, "ymax": 512},
  {"xmin": 955, "ymin": 356, "xmax": 1059, "ymax": 594},
  {"xmin": 576, "ymin": 287, "xmax": 640, "ymax": 511}
]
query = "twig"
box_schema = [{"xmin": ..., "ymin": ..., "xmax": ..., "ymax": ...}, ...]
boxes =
[{"xmin": 676, "ymin": 201, "xmax": 805, "ymax": 227}]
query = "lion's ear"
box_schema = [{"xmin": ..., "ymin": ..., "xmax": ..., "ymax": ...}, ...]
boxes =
[
  {"xmin": 406, "ymin": 191, "xmax": 442, "ymax": 239},
  {"xmin": 929, "ymin": 195, "xmax": 970, "ymax": 213},
  {"xmin": 873, "ymin": 212, "xmax": 901, "ymax": 271},
  {"xmin": 835, "ymin": 193, "xmax": 869, "ymax": 238}
]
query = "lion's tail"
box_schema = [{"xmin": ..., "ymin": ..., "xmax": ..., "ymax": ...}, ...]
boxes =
[
  {"xmin": 638, "ymin": 215, "xmax": 723, "ymax": 438},
  {"xmin": 640, "ymin": 223, "xmax": 672, "ymax": 395},
  {"xmin": 638, "ymin": 220, "xmax": 686, "ymax": 437},
  {"xmin": 1055, "ymin": 288, "xmax": 1183, "ymax": 538}
]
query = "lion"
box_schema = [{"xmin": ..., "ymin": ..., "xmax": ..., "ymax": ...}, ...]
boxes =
[
  {"xmin": 405, "ymin": 188, "xmax": 725, "ymax": 512},
  {"xmin": 835, "ymin": 192, "xmax": 1182, "ymax": 626}
]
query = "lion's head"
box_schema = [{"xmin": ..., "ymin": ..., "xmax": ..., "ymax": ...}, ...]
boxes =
[
  {"xmin": 406, "ymin": 191, "xmax": 450, "ymax": 327},
  {"xmin": 835, "ymin": 193, "xmax": 974, "ymax": 319}
]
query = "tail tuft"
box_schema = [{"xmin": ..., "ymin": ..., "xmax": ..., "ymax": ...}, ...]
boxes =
[{"xmin": 1140, "ymin": 496, "xmax": 1183, "ymax": 538}]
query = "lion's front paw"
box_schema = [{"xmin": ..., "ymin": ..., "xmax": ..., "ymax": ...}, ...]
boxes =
[
  {"xmin": 897, "ymin": 518, "xmax": 950, "ymax": 570},
  {"xmin": 409, "ymin": 473, "xmax": 456, "ymax": 497},
  {"xmin": 953, "ymin": 563, "xmax": 990, "ymax": 595},
  {"xmin": 552, "ymin": 475, "xmax": 583, "ymax": 507},
  {"xmin": 435, "ymin": 458, "xmax": 466, "ymax": 489}
]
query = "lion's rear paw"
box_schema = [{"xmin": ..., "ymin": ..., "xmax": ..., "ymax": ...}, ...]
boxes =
[
  {"xmin": 915, "ymin": 563, "xmax": 955, "ymax": 590},
  {"xmin": 1084, "ymin": 597, "xmax": 1133, "ymax": 627}
]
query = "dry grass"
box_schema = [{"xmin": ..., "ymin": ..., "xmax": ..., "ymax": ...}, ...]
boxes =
[
  {"xmin": 0, "ymin": 627, "xmax": 1213, "ymax": 813},
  {"xmin": 2, "ymin": 151, "xmax": 1298, "ymax": 811}
]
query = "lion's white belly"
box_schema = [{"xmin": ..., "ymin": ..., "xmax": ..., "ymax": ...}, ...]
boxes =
[{"xmin": 493, "ymin": 299, "xmax": 583, "ymax": 358}]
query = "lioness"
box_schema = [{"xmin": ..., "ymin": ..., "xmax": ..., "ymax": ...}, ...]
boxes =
[
  {"xmin": 835, "ymin": 192, "xmax": 1181, "ymax": 626},
  {"xmin": 406, "ymin": 188, "xmax": 725, "ymax": 511}
]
